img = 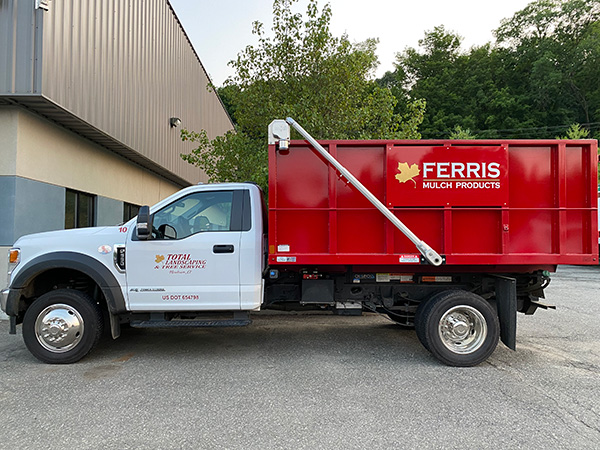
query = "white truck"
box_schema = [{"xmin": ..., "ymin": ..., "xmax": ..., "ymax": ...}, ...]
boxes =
[{"xmin": 2, "ymin": 182, "xmax": 264, "ymax": 364}]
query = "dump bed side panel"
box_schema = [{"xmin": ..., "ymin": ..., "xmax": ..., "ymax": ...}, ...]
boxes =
[{"xmin": 268, "ymin": 140, "xmax": 599, "ymax": 269}]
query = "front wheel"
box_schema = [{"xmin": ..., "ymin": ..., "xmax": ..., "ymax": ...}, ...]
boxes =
[
  {"xmin": 22, "ymin": 289, "xmax": 103, "ymax": 364},
  {"xmin": 414, "ymin": 290, "xmax": 499, "ymax": 367}
]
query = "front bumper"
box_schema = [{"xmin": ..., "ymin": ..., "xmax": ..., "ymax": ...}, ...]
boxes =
[
  {"xmin": 1, "ymin": 289, "xmax": 9, "ymax": 314},
  {"xmin": 2, "ymin": 288, "xmax": 21, "ymax": 335},
  {"xmin": 1, "ymin": 288, "xmax": 22, "ymax": 316}
]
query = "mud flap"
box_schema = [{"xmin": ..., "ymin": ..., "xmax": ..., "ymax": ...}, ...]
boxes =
[
  {"xmin": 109, "ymin": 312, "xmax": 121, "ymax": 340},
  {"xmin": 495, "ymin": 276, "xmax": 517, "ymax": 351}
]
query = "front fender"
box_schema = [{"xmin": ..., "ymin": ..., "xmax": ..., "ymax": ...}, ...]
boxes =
[{"xmin": 9, "ymin": 251, "xmax": 127, "ymax": 315}]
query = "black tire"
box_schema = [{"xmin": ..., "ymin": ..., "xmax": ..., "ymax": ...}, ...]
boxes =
[
  {"xmin": 386, "ymin": 312, "xmax": 415, "ymax": 329},
  {"xmin": 22, "ymin": 289, "xmax": 103, "ymax": 364},
  {"xmin": 414, "ymin": 290, "xmax": 499, "ymax": 367},
  {"xmin": 414, "ymin": 298, "xmax": 432, "ymax": 351}
]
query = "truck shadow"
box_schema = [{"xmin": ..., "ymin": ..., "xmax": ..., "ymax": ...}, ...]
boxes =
[{"xmin": 92, "ymin": 313, "xmax": 435, "ymax": 366}]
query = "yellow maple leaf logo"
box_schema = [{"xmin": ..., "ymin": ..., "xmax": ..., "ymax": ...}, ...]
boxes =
[
  {"xmin": 155, "ymin": 255, "xmax": 165, "ymax": 264},
  {"xmin": 395, "ymin": 162, "xmax": 420, "ymax": 186}
]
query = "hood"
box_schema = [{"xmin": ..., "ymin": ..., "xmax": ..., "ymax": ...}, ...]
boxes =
[
  {"xmin": 11, "ymin": 226, "xmax": 128, "ymax": 266},
  {"xmin": 13, "ymin": 226, "xmax": 113, "ymax": 247}
]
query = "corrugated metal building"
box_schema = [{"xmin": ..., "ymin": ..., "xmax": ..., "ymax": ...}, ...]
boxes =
[{"xmin": 0, "ymin": 0, "xmax": 234, "ymax": 287}]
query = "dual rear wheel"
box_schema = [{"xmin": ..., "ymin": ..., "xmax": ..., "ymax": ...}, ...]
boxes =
[{"xmin": 414, "ymin": 290, "xmax": 500, "ymax": 367}]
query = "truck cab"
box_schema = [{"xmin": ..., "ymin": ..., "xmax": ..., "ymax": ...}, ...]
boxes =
[{"xmin": 2, "ymin": 182, "xmax": 266, "ymax": 364}]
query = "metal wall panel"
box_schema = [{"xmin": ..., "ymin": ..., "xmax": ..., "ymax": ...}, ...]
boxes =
[
  {"xmin": 0, "ymin": 0, "xmax": 43, "ymax": 93},
  {"xmin": 1, "ymin": 0, "xmax": 234, "ymax": 185}
]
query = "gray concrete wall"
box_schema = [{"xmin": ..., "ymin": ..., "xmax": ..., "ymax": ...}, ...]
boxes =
[
  {"xmin": 1, "ymin": 176, "xmax": 136, "ymax": 245},
  {"xmin": 0, "ymin": 177, "xmax": 16, "ymax": 246},
  {"xmin": 0, "ymin": 176, "xmax": 64, "ymax": 246},
  {"xmin": 0, "ymin": 246, "xmax": 8, "ymax": 317},
  {"xmin": 97, "ymin": 196, "xmax": 125, "ymax": 226},
  {"xmin": 14, "ymin": 176, "xmax": 65, "ymax": 242}
]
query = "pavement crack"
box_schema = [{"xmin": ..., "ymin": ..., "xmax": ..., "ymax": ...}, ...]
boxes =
[
  {"xmin": 567, "ymin": 360, "xmax": 600, "ymax": 374},
  {"xmin": 489, "ymin": 358, "xmax": 600, "ymax": 441}
]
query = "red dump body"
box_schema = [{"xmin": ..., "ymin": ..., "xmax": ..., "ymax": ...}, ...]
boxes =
[{"xmin": 268, "ymin": 139, "xmax": 599, "ymax": 272}]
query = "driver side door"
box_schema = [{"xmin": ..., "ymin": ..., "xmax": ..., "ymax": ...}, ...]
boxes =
[{"xmin": 126, "ymin": 189, "xmax": 242, "ymax": 311}]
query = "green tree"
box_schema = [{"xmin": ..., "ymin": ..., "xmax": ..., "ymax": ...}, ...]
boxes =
[
  {"xmin": 386, "ymin": 26, "xmax": 513, "ymax": 138},
  {"xmin": 182, "ymin": 0, "xmax": 425, "ymax": 191},
  {"xmin": 449, "ymin": 125, "xmax": 477, "ymax": 139},
  {"xmin": 556, "ymin": 123, "xmax": 591, "ymax": 139},
  {"xmin": 180, "ymin": 129, "xmax": 267, "ymax": 189},
  {"xmin": 495, "ymin": 0, "xmax": 600, "ymax": 128},
  {"xmin": 391, "ymin": 26, "xmax": 467, "ymax": 138}
]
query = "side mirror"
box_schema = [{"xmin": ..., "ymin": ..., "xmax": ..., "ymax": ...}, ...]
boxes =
[
  {"xmin": 136, "ymin": 205, "xmax": 153, "ymax": 240},
  {"xmin": 158, "ymin": 224, "xmax": 177, "ymax": 239}
]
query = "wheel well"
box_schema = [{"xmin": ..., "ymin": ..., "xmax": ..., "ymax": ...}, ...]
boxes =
[{"xmin": 18, "ymin": 268, "xmax": 109, "ymax": 319}]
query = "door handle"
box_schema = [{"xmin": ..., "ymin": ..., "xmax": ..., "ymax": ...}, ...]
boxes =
[{"xmin": 213, "ymin": 244, "xmax": 234, "ymax": 254}]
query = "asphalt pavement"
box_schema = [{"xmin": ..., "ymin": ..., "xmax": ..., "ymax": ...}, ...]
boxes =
[{"xmin": 0, "ymin": 265, "xmax": 599, "ymax": 449}]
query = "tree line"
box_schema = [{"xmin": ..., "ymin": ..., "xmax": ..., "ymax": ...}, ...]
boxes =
[
  {"xmin": 182, "ymin": 0, "xmax": 600, "ymax": 191},
  {"xmin": 384, "ymin": 0, "xmax": 600, "ymax": 139}
]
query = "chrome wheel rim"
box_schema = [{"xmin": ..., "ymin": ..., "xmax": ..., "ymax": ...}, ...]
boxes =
[
  {"xmin": 34, "ymin": 304, "xmax": 84, "ymax": 353},
  {"xmin": 438, "ymin": 305, "xmax": 487, "ymax": 354}
]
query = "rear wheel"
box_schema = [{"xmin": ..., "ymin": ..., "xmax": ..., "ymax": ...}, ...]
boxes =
[
  {"xmin": 414, "ymin": 290, "xmax": 499, "ymax": 367},
  {"xmin": 23, "ymin": 289, "xmax": 103, "ymax": 364}
]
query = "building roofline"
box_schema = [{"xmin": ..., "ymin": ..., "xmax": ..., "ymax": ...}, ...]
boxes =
[{"xmin": 1, "ymin": 96, "xmax": 192, "ymax": 188}]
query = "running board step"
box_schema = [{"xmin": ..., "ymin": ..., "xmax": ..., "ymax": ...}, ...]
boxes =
[{"xmin": 130, "ymin": 319, "xmax": 251, "ymax": 328}]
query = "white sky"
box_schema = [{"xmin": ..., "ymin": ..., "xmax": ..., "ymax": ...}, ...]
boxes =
[{"xmin": 169, "ymin": 0, "xmax": 533, "ymax": 87}]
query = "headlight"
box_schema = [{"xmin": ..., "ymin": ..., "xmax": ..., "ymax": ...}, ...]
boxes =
[{"xmin": 7, "ymin": 248, "xmax": 20, "ymax": 286}]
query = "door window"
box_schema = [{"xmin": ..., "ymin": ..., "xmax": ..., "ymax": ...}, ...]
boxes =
[{"xmin": 152, "ymin": 191, "xmax": 234, "ymax": 240}]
